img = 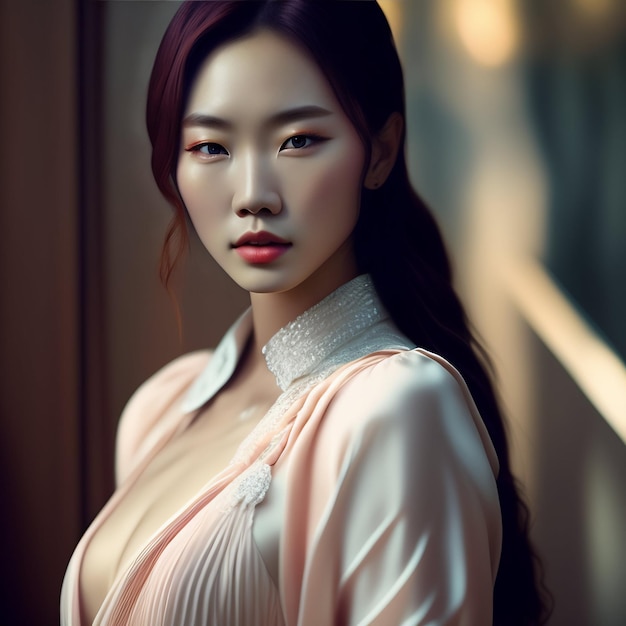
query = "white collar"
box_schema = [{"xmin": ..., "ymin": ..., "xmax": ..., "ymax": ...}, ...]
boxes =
[{"xmin": 181, "ymin": 275, "xmax": 414, "ymax": 413}]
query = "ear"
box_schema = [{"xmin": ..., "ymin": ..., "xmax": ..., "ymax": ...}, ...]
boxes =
[{"xmin": 363, "ymin": 112, "xmax": 404, "ymax": 190}]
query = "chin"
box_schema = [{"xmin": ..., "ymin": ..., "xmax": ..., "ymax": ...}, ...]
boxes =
[
  {"xmin": 226, "ymin": 268, "xmax": 302, "ymax": 295},
  {"xmin": 218, "ymin": 253, "xmax": 353, "ymax": 299}
]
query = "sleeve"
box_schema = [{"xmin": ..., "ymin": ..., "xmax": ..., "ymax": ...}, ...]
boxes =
[
  {"xmin": 114, "ymin": 350, "xmax": 212, "ymax": 486},
  {"xmin": 291, "ymin": 350, "xmax": 502, "ymax": 625}
]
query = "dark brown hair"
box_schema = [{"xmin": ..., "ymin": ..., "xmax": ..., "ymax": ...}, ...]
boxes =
[{"xmin": 146, "ymin": 2, "xmax": 551, "ymax": 623}]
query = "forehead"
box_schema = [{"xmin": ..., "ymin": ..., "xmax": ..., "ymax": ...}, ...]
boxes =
[{"xmin": 184, "ymin": 29, "xmax": 340, "ymax": 117}]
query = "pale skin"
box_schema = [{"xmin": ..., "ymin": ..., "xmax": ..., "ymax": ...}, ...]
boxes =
[{"xmin": 80, "ymin": 29, "xmax": 402, "ymax": 622}]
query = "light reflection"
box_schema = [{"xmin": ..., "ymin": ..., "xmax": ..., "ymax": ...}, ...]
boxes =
[
  {"xmin": 451, "ymin": 0, "xmax": 520, "ymax": 66},
  {"xmin": 574, "ymin": 0, "xmax": 614, "ymax": 18},
  {"xmin": 505, "ymin": 257, "xmax": 626, "ymax": 446},
  {"xmin": 378, "ymin": 0, "xmax": 405, "ymax": 44}
]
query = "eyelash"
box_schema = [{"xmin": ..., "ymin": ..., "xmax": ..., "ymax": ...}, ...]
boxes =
[
  {"xmin": 184, "ymin": 142, "xmax": 229, "ymax": 156},
  {"xmin": 183, "ymin": 133, "xmax": 327, "ymax": 157},
  {"xmin": 279, "ymin": 133, "xmax": 326, "ymax": 151}
]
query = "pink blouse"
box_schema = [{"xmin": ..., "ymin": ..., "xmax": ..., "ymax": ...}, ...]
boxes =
[{"xmin": 61, "ymin": 275, "xmax": 501, "ymax": 625}]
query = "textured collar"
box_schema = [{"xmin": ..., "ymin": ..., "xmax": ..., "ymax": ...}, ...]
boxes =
[
  {"xmin": 181, "ymin": 275, "xmax": 413, "ymax": 413},
  {"xmin": 262, "ymin": 274, "xmax": 387, "ymax": 390}
]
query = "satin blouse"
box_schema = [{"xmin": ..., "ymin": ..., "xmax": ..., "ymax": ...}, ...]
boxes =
[{"xmin": 61, "ymin": 275, "xmax": 501, "ymax": 625}]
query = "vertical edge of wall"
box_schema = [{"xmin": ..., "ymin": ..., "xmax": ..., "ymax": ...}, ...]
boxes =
[
  {"xmin": 0, "ymin": 1, "xmax": 81, "ymax": 623},
  {"xmin": 79, "ymin": 0, "xmax": 116, "ymax": 528}
]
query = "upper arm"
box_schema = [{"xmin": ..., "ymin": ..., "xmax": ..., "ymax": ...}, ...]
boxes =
[{"xmin": 298, "ymin": 350, "xmax": 502, "ymax": 625}]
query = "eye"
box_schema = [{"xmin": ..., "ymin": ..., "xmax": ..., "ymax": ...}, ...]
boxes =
[
  {"xmin": 184, "ymin": 142, "xmax": 229, "ymax": 157},
  {"xmin": 279, "ymin": 134, "xmax": 325, "ymax": 151}
]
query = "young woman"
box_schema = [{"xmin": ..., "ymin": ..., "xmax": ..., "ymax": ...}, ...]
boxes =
[{"xmin": 62, "ymin": 1, "xmax": 549, "ymax": 624}]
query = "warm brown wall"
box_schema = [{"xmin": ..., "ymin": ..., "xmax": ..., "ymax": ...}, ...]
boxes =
[{"xmin": 0, "ymin": 1, "xmax": 81, "ymax": 624}]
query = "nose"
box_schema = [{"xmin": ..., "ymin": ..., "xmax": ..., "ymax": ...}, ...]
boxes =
[{"xmin": 231, "ymin": 151, "xmax": 281, "ymax": 217}]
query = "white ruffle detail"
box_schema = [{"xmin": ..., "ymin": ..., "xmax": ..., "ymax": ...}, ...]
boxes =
[{"xmin": 231, "ymin": 463, "xmax": 272, "ymax": 507}]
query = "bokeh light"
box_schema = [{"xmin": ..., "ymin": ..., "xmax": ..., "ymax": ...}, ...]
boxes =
[{"xmin": 451, "ymin": 0, "xmax": 521, "ymax": 66}]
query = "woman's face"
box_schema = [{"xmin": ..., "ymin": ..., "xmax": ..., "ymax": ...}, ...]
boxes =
[{"xmin": 177, "ymin": 30, "xmax": 365, "ymax": 296}]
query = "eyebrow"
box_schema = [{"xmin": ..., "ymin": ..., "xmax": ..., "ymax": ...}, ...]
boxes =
[{"xmin": 181, "ymin": 105, "xmax": 333, "ymax": 130}]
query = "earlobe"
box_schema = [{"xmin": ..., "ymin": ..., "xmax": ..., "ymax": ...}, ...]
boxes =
[{"xmin": 364, "ymin": 112, "xmax": 404, "ymax": 190}]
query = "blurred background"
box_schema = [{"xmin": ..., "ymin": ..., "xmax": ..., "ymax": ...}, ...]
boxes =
[{"xmin": 0, "ymin": 0, "xmax": 624, "ymax": 624}]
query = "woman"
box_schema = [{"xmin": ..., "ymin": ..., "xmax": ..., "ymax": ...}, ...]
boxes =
[{"xmin": 62, "ymin": 1, "xmax": 549, "ymax": 624}]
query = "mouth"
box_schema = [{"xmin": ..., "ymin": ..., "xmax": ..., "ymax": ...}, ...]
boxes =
[
  {"xmin": 232, "ymin": 231, "xmax": 291, "ymax": 248},
  {"xmin": 232, "ymin": 231, "xmax": 292, "ymax": 264}
]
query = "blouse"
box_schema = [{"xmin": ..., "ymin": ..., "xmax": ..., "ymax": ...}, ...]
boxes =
[{"xmin": 61, "ymin": 274, "xmax": 501, "ymax": 625}]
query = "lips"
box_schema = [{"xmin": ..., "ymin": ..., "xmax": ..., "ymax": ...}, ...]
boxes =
[
  {"xmin": 232, "ymin": 231, "xmax": 292, "ymax": 264},
  {"xmin": 233, "ymin": 231, "xmax": 290, "ymax": 247}
]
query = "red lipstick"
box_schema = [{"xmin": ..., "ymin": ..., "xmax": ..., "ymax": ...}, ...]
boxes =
[{"xmin": 232, "ymin": 231, "xmax": 291, "ymax": 264}]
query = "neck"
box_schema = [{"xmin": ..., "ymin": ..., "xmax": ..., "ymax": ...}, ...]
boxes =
[{"xmin": 249, "ymin": 265, "xmax": 360, "ymax": 354}]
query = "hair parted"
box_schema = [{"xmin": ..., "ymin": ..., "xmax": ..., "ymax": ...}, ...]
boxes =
[{"xmin": 146, "ymin": 2, "xmax": 551, "ymax": 623}]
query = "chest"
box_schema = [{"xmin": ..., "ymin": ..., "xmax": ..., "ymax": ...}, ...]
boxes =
[{"xmin": 79, "ymin": 391, "xmax": 276, "ymax": 624}]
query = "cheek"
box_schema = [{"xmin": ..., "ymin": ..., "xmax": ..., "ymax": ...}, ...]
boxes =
[
  {"xmin": 176, "ymin": 166, "xmax": 200, "ymax": 217},
  {"xmin": 284, "ymin": 142, "xmax": 364, "ymax": 225},
  {"xmin": 176, "ymin": 166, "xmax": 224, "ymax": 234}
]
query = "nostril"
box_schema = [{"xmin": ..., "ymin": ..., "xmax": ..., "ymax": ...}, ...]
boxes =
[
  {"xmin": 236, "ymin": 205, "xmax": 271, "ymax": 216},
  {"xmin": 234, "ymin": 199, "xmax": 281, "ymax": 217}
]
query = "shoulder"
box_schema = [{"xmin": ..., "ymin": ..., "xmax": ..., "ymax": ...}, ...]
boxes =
[
  {"xmin": 316, "ymin": 349, "xmax": 498, "ymax": 479},
  {"xmin": 328, "ymin": 349, "xmax": 471, "ymax": 434},
  {"xmin": 346, "ymin": 348, "xmax": 462, "ymax": 408},
  {"xmin": 115, "ymin": 350, "xmax": 212, "ymax": 484},
  {"xmin": 120, "ymin": 350, "xmax": 212, "ymax": 422}
]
